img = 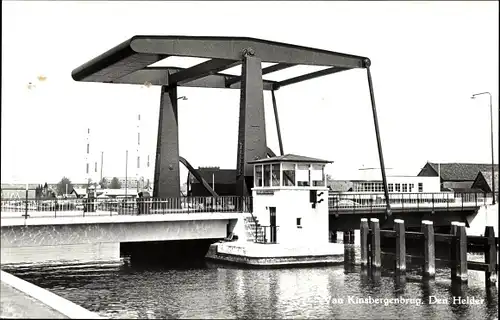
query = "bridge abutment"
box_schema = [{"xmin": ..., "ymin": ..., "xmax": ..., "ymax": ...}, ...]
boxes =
[{"xmin": 1, "ymin": 242, "xmax": 120, "ymax": 265}]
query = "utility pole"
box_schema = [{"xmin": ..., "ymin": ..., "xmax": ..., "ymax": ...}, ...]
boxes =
[
  {"xmin": 125, "ymin": 150, "xmax": 128, "ymax": 199},
  {"xmin": 100, "ymin": 151, "xmax": 104, "ymax": 181}
]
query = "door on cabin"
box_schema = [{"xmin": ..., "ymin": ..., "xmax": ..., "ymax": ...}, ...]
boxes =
[{"xmin": 269, "ymin": 206, "xmax": 277, "ymax": 243}]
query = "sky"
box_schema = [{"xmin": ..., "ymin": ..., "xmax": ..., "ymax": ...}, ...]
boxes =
[{"xmin": 1, "ymin": 1, "xmax": 498, "ymax": 184}]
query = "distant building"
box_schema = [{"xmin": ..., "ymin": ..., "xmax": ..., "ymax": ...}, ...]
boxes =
[
  {"xmin": 348, "ymin": 176, "xmax": 440, "ymax": 193},
  {"xmin": 187, "ymin": 167, "xmax": 237, "ymax": 196},
  {"xmin": 418, "ymin": 162, "xmax": 499, "ymax": 191},
  {"xmin": 327, "ymin": 180, "xmax": 354, "ymax": 192},
  {"xmin": 1, "ymin": 182, "xmax": 96, "ymax": 199},
  {"xmin": 471, "ymin": 170, "xmax": 499, "ymax": 193},
  {"xmin": 102, "ymin": 177, "xmax": 142, "ymax": 189}
]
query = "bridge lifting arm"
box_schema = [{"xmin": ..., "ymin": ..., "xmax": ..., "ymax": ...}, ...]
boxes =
[{"xmin": 365, "ymin": 59, "xmax": 392, "ymax": 219}]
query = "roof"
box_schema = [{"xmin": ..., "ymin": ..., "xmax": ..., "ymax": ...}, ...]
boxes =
[
  {"xmin": 473, "ymin": 170, "xmax": 499, "ymax": 191},
  {"xmin": 189, "ymin": 168, "xmax": 236, "ymax": 185},
  {"xmin": 72, "ymin": 35, "xmax": 369, "ymax": 90},
  {"xmin": 451, "ymin": 188, "xmax": 484, "ymax": 193},
  {"xmin": 480, "ymin": 170, "xmax": 499, "ymax": 189},
  {"xmin": 248, "ymin": 154, "xmax": 332, "ymax": 164},
  {"xmin": 427, "ymin": 162, "xmax": 499, "ymax": 181}
]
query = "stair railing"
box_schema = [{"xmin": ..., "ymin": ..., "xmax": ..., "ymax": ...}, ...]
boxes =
[
  {"xmin": 248, "ymin": 210, "xmax": 259, "ymax": 243},
  {"xmin": 241, "ymin": 197, "xmax": 259, "ymax": 243}
]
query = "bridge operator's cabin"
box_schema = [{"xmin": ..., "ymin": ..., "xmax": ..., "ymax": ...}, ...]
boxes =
[{"xmin": 248, "ymin": 154, "xmax": 331, "ymax": 246}]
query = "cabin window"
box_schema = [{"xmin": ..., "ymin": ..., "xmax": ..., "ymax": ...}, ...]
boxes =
[
  {"xmin": 311, "ymin": 164, "xmax": 325, "ymax": 186},
  {"xmin": 402, "ymin": 184, "xmax": 408, "ymax": 192},
  {"xmin": 297, "ymin": 164, "xmax": 310, "ymax": 186},
  {"xmin": 296, "ymin": 218, "xmax": 302, "ymax": 228},
  {"xmin": 409, "ymin": 183, "xmax": 414, "ymax": 192},
  {"xmin": 395, "ymin": 183, "xmax": 401, "ymax": 192},
  {"xmin": 282, "ymin": 163, "xmax": 296, "ymax": 186},
  {"xmin": 263, "ymin": 165, "xmax": 271, "ymax": 187},
  {"xmin": 388, "ymin": 183, "xmax": 394, "ymax": 192},
  {"xmin": 418, "ymin": 183, "xmax": 423, "ymax": 192},
  {"xmin": 271, "ymin": 164, "xmax": 280, "ymax": 186},
  {"xmin": 255, "ymin": 165, "xmax": 263, "ymax": 187}
]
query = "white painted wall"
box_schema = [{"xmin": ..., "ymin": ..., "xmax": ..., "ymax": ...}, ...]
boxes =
[
  {"xmin": 467, "ymin": 203, "xmax": 498, "ymax": 236},
  {"xmin": 231, "ymin": 214, "xmax": 250, "ymax": 242},
  {"xmin": 1, "ymin": 243, "xmax": 120, "ymax": 265},
  {"xmin": 252, "ymin": 187, "xmax": 329, "ymax": 246}
]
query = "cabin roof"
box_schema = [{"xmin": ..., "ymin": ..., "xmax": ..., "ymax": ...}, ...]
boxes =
[{"xmin": 248, "ymin": 154, "xmax": 332, "ymax": 164}]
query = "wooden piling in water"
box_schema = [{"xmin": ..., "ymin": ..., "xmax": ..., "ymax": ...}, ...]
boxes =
[
  {"xmin": 450, "ymin": 221, "xmax": 459, "ymax": 280},
  {"xmin": 331, "ymin": 231, "xmax": 338, "ymax": 243},
  {"xmin": 394, "ymin": 219, "xmax": 406, "ymax": 273},
  {"xmin": 455, "ymin": 223, "xmax": 468, "ymax": 283},
  {"xmin": 370, "ymin": 218, "xmax": 381, "ymax": 268},
  {"xmin": 360, "ymin": 219, "xmax": 369, "ymax": 266},
  {"xmin": 343, "ymin": 231, "xmax": 349, "ymax": 244},
  {"xmin": 422, "ymin": 220, "xmax": 435, "ymax": 277},
  {"xmin": 357, "ymin": 218, "xmax": 497, "ymax": 286},
  {"xmin": 484, "ymin": 226, "xmax": 497, "ymax": 284}
]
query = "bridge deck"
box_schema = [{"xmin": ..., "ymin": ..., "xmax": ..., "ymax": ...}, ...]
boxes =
[
  {"xmin": 1, "ymin": 211, "xmax": 241, "ymax": 227},
  {"xmin": 328, "ymin": 192, "xmax": 490, "ymax": 214}
]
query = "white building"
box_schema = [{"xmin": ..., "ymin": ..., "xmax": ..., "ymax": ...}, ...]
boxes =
[
  {"xmin": 249, "ymin": 154, "xmax": 331, "ymax": 246},
  {"xmin": 351, "ymin": 176, "xmax": 441, "ymax": 193}
]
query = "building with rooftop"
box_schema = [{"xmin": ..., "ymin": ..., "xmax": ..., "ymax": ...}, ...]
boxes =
[
  {"xmin": 417, "ymin": 162, "xmax": 499, "ymax": 191},
  {"xmin": 187, "ymin": 167, "xmax": 237, "ymax": 197}
]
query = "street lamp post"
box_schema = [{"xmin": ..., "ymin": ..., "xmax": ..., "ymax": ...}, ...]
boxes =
[{"xmin": 471, "ymin": 92, "xmax": 496, "ymax": 205}]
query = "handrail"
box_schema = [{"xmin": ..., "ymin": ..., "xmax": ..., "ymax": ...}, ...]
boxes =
[
  {"xmin": 0, "ymin": 196, "xmax": 252, "ymax": 218},
  {"xmin": 328, "ymin": 191, "xmax": 491, "ymax": 212},
  {"xmin": 258, "ymin": 225, "xmax": 279, "ymax": 244}
]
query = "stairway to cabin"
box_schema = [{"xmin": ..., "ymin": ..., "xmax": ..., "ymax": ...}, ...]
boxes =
[{"xmin": 244, "ymin": 216, "xmax": 265, "ymax": 243}]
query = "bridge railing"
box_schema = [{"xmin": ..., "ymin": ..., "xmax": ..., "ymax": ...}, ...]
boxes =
[
  {"xmin": 328, "ymin": 192, "xmax": 492, "ymax": 212},
  {"xmin": 0, "ymin": 196, "xmax": 252, "ymax": 218}
]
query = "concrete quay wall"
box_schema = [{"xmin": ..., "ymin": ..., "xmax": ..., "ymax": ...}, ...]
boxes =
[{"xmin": 0, "ymin": 270, "xmax": 102, "ymax": 319}]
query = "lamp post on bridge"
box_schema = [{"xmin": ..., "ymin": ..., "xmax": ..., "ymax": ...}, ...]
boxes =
[{"xmin": 471, "ymin": 92, "xmax": 496, "ymax": 205}]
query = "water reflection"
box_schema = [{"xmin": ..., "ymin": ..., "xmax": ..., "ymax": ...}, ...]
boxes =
[{"xmin": 2, "ymin": 250, "xmax": 497, "ymax": 320}]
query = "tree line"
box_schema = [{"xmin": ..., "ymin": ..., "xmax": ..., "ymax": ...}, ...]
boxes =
[{"xmin": 52, "ymin": 177, "xmax": 123, "ymax": 196}]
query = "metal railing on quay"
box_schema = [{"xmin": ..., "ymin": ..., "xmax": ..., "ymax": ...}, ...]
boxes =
[
  {"xmin": 0, "ymin": 196, "xmax": 252, "ymax": 218},
  {"xmin": 328, "ymin": 191, "xmax": 492, "ymax": 212}
]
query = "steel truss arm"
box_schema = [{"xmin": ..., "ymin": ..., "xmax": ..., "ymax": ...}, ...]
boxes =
[
  {"xmin": 169, "ymin": 58, "xmax": 241, "ymax": 85},
  {"xmin": 278, "ymin": 67, "xmax": 349, "ymax": 88},
  {"xmin": 111, "ymin": 67, "xmax": 280, "ymax": 90},
  {"xmin": 129, "ymin": 36, "xmax": 366, "ymax": 68},
  {"xmin": 225, "ymin": 63, "xmax": 294, "ymax": 87}
]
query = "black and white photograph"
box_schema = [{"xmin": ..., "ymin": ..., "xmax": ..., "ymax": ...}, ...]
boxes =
[{"xmin": 0, "ymin": 1, "xmax": 498, "ymax": 319}]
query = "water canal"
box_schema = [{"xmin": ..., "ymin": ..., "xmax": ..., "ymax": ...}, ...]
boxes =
[{"xmin": 2, "ymin": 247, "xmax": 498, "ymax": 319}]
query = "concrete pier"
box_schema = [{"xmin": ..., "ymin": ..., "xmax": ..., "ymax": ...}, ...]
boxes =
[{"xmin": 205, "ymin": 241, "xmax": 344, "ymax": 267}]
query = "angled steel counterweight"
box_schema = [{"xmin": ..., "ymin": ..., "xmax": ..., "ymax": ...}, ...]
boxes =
[{"xmin": 71, "ymin": 35, "xmax": 392, "ymax": 216}]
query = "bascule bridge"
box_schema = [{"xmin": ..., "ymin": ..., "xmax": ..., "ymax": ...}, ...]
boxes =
[{"xmin": 71, "ymin": 35, "xmax": 392, "ymax": 216}]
